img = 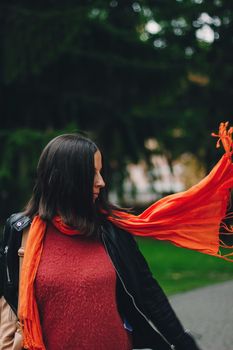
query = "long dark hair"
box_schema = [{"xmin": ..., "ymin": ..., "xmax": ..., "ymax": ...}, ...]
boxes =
[{"xmin": 24, "ymin": 134, "xmax": 120, "ymax": 237}]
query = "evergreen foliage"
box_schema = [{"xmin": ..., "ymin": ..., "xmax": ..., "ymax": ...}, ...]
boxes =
[{"xmin": 0, "ymin": 1, "xmax": 232, "ymax": 220}]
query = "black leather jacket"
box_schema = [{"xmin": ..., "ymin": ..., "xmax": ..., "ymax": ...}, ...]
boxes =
[{"xmin": 0, "ymin": 213, "xmax": 201, "ymax": 350}]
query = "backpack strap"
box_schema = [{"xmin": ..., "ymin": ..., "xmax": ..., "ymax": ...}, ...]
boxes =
[
  {"xmin": 17, "ymin": 227, "xmax": 30, "ymax": 316},
  {"xmin": 18, "ymin": 227, "xmax": 29, "ymax": 281}
]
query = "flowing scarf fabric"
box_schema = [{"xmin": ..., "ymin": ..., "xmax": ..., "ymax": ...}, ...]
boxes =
[
  {"xmin": 19, "ymin": 122, "xmax": 233, "ymax": 350},
  {"xmin": 109, "ymin": 152, "xmax": 233, "ymax": 256},
  {"xmin": 108, "ymin": 122, "xmax": 233, "ymax": 258}
]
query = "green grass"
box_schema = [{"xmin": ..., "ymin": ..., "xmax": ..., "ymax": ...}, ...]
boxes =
[{"xmin": 137, "ymin": 238, "xmax": 233, "ymax": 295}]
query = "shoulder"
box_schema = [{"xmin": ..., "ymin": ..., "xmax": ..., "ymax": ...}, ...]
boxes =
[
  {"xmin": 102, "ymin": 219, "xmax": 132, "ymax": 239},
  {"xmin": 102, "ymin": 220, "xmax": 154, "ymax": 280},
  {"xmin": 102, "ymin": 219, "xmax": 138, "ymax": 251},
  {"xmin": 2, "ymin": 213, "xmax": 31, "ymax": 248},
  {"xmin": 5, "ymin": 212, "xmax": 31, "ymax": 232}
]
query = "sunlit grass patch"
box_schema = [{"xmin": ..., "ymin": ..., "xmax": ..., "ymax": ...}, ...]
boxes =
[{"xmin": 137, "ymin": 238, "xmax": 233, "ymax": 295}]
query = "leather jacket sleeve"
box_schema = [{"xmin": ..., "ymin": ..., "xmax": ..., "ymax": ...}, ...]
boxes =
[
  {"xmin": 0, "ymin": 230, "xmax": 4, "ymax": 297},
  {"xmin": 127, "ymin": 234, "xmax": 201, "ymax": 350},
  {"xmin": 1, "ymin": 213, "xmax": 31, "ymax": 314},
  {"xmin": 102, "ymin": 221, "xmax": 201, "ymax": 350}
]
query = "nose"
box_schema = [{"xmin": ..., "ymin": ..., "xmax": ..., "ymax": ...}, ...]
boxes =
[{"xmin": 95, "ymin": 172, "xmax": 105, "ymax": 188}]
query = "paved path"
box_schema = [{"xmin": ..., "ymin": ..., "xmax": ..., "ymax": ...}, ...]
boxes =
[{"xmin": 169, "ymin": 280, "xmax": 233, "ymax": 350}]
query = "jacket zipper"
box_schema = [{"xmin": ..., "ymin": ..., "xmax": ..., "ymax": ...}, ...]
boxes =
[
  {"xmin": 3, "ymin": 245, "xmax": 18, "ymax": 315},
  {"xmin": 4, "ymin": 246, "xmax": 12, "ymax": 283},
  {"xmin": 102, "ymin": 233, "xmax": 175, "ymax": 349}
]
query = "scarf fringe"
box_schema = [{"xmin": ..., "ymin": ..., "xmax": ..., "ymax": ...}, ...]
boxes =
[
  {"xmin": 196, "ymin": 122, "xmax": 233, "ymax": 262},
  {"xmin": 218, "ymin": 206, "xmax": 233, "ymax": 261}
]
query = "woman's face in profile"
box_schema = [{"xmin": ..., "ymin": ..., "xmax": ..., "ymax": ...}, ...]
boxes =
[{"xmin": 93, "ymin": 150, "xmax": 105, "ymax": 201}]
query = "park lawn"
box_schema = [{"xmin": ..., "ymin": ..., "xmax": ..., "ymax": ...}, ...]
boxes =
[{"xmin": 137, "ymin": 238, "xmax": 233, "ymax": 295}]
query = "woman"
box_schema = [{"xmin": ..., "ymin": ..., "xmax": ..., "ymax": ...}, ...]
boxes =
[
  {"xmin": 1, "ymin": 133, "xmax": 203, "ymax": 350},
  {"xmin": 2, "ymin": 123, "xmax": 233, "ymax": 349}
]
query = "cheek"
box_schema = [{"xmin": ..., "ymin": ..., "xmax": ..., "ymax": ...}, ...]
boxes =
[{"xmin": 93, "ymin": 175, "xmax": 97, "ymax": 187}]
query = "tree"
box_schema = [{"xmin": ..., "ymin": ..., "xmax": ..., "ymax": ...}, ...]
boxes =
[{"xmin": 0, "ymin": 0, "xmax": 232, "ymax": 219}]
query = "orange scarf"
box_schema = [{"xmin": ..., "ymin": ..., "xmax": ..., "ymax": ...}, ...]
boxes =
[
  {"xmin": 19, "ymin": 216, "xmax": 83, "ymax": 350},
  {"xmin": 19, "ymin": 122, "xmax": 233, "ymax": 350}
]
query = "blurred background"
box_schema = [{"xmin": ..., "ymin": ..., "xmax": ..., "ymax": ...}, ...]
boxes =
[{"xmin": 1, "ymin": 0, "xmax": 233, "ymax": 292}]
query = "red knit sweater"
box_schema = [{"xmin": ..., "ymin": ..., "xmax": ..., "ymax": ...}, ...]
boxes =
[{"xmin": 35, "ymin": 224, "xmax": 132, "ymax": 350}]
